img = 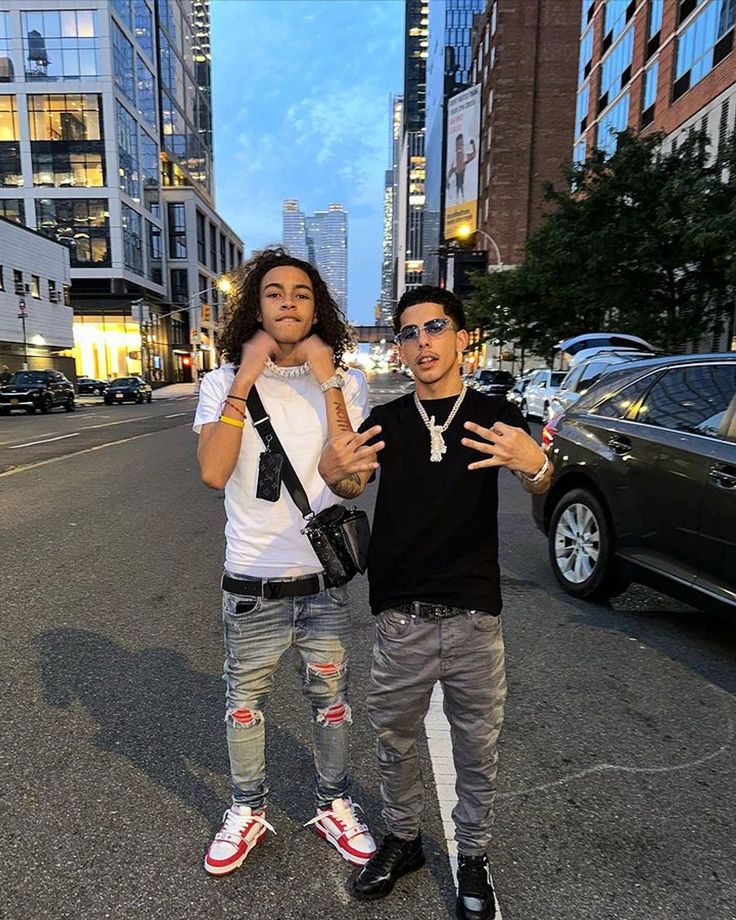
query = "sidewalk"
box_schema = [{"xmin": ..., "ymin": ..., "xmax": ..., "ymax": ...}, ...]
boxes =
[{"xmin": 151, "ymin": 382, "xmax": 198, "ymax": 400}]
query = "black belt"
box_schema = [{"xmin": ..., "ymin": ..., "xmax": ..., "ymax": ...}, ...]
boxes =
[
  {"xmin": 222, "ymin": 572, "xmax": 327, "ymax": 600},
  {"xmin": 390, "ymin": 602, "xmax": 495, "ymax": 621}
]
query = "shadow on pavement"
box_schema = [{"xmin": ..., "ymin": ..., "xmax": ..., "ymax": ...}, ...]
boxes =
[{"xmin": 36, "ymin": 627, "xmax": 456, "ymax": 916}]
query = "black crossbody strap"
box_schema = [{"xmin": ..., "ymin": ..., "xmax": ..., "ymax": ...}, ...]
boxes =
[{"xmin": 246, "ymin": 386, "xmax": 314, "ymax": 519}]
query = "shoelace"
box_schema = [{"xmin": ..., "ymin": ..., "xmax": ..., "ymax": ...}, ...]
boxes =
[
  {"xmin": 216, "ymin": 809, "xmax": 276, "ymax": 846},
  {"xmin": 304, "ymin": 799, "xmax": 369, "ymax": 838},
  {"xmin": 458, "ymin": 855, "xmax": 491, "ymax": 899}
]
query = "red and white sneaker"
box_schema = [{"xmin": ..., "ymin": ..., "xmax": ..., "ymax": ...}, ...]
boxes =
[
  {"xmin": 204, "ymin": 804, "xmax": 275, "ymax": 876},
  {"xmin": 305, "ymin": 796, "xmax": 377, "ymax": 866}
]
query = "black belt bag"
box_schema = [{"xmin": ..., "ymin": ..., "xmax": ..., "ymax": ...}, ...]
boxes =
[{"xmin": 247, "ymin": 387, "xmax": 370, "ymax": 587}]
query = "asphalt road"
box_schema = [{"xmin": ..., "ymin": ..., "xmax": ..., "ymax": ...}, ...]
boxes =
[{"xmin": 1, "ymin": 374, "xmax": 734, "ymax": 920}]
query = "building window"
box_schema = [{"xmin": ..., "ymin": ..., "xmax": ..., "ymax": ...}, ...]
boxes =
[
  {"xmin": 29, "ymin": 93, "xmax": 102, "ymax": 140},
  {"xmin": 579, "ymin": 25, "xmax": 594, "ymax": 83},
  {"xmin": 170, "ymin": 267, "xmax": 188, "ymax": 303},
  {"xmin": 603, "ymin": 0, "xmax": 631, "ymax": 47},
  {"xmin": 112, "ymin": 22, "xmax": 135, "ymax": 103},
  {"xmin": 48, "ymin": 279, "xmax": 57, "ymax": 302},
  {"xmin": 575, "ymin": 83, "xmax": 590, "ymax": 135},
  {"xmin": 0, "ymin": 198, "xmax": 24, "ymax": 223},
  {"xmin": 674, "ymin": 0, "xmax": 735, "ymax": 99},
  {"xmin": 209, "ymin": 223, "xmax": 217, "ymax": 271},
  {"xmin": 136, "ymin": 56, "xmax": 156, "ymax": 130},
  {"xmin": 147, "ymin": 217, "xmax": 162, "ymax": 284},
  {"xmin": 139, "ymin": 129, "xmax": 159, "ymax": 211},
  {"xmin": 32, "ymin": 147, "xmax": 104, "ymax": 187},
  {"xmin": 112, "ymin": 0, "xmax": 133, "ymax": 30},
  {"xmin": 597, "ymin": 91, "xmax": 630, "ymax": 156},
  {"xmin": 134, "ymin": 0, "xmax": 154, "ymax": 61},
  {"xmin": 198, "ymin": 272, "xmax": 208, "ymax": 305},
  {"xmin": 35, "ymin": 198, "xmax": 110, "ymax": 266},
  {"xmin": 0, "ymin": 12, "xmax": 16, "ymax": 83},
  {"xmin": 196, "ymin": 210, "xmax": 206, "ymax": 264},
  {"xmin": 599, "ymin": 26, "xmax": 634, "ymax": 111},
  {"xmin": 13, "ymin": 268, "xmax": 23, "ymax": 294},
  {"xmin": 22, "ymin": 10, "xmax": 100, "ymax": 81},
  {"xmin": 168, "ymin": 202, "xmax": 187, "ymax": 259},
  {"xmin": 649, "ymin": 0, "xmax": 664, "ymax": 37},
  {"xmin": 117, "ymin": 102, "xmax": 140, "ymax": 199},
  {"xmin": 641, "ymin": 58, "xmax": 659, "ymax": 126},
  {"xmin": 121, "ymin": 203, "xmax": 143, "ymax": 275},
  {"xmin": 0, "ymin": 94, "xmax": 20, "ymax": 187},
  {"xmin": 0, "ymin": 266, "xmax": 4, "ymax": 291},
  {"xmin": 31, "ymin": 275, "xmax": 41, "ymax": 299},
  {"xmin": 229, "ymin": 241, "xmax": 235, "ymax": 270}
]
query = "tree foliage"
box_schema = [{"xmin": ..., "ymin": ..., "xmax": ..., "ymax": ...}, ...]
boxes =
[{"xmin": 466, "ymin": 129, "xmax": 736, "ymax": 357}]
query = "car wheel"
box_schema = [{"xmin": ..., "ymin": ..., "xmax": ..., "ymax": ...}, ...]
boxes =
[
  {"xmin": 65, "ymin": 396, "xmax": 75, "ymax": 412},
  {"xmin": 543, "ymin": 401, "xmax": 550, "ymax": 421},
  {"xmin": 40, "ymin": 394, "xmax": 53, "ymax": 414},
  {"xmin": 147, "ymin": 393, "xmax": 152, "ymax": 403},
  {"xmin": 93, "ymin": 387, "xmax": 101, "ymax": 396},
  {"xmin": 548, "ymin": 488, "xmax": 627, "ymax": 600},
  {"xmin": 520, "ymin": 399, "xmax": 529, "ymax": 419},
  {"xmin": 26, "ymin": 406, "xmax": 36, "ymax": 414},
  {"xmin": 136, "ymin": 393, "xmax": 143, "ymax": 404},
  {"xmin": 0, "ymin": 407, "xmax": 9, "ymax": 416},
  {"xmin": 104, "ymin": 398, "xmax": 112, "ymax": 406}
]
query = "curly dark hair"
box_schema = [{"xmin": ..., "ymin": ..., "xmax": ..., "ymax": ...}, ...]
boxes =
[{"xmin": 218, "ymin": 246, "xmax": 355, "ymax": 366}]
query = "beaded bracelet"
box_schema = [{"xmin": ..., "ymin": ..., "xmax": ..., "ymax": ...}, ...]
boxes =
[{"xmin": 219, "ymin": 414, "xmax": 244, "ymax": 429}]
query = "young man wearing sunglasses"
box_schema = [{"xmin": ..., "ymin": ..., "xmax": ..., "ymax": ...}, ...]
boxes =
[{"xmin": 318, "ymin": 285, "xmax": 552, "ymax": 919}]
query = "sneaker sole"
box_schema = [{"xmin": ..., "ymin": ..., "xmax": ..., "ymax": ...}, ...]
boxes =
[
  {"xmin": 203, "ymin": 826, "xmax": 267, "ymax": 877},
  {"xmin": 349, "ymin": 850, "xmax": 426, "ymax": 901},
  {"xmin": 313, "ymin": 825, "xmax": 375, "ymax": 866}
]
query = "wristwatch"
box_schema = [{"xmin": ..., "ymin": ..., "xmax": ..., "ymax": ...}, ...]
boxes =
[
  {"xmin": 522, "ymin": 454, "xmax": 550, "ymax": 483},
  {"xmin": 320, "ymin": 374, "xmax": 345, "ymax": 392}
]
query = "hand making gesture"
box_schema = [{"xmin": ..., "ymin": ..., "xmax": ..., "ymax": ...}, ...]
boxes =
[
  {"xmin": 319, "ymin": 426, "xmax": 385, "ymax": 489},
  {"xmin": 462, "ymin": 420, "xmax": 547, "ymax": 477}
]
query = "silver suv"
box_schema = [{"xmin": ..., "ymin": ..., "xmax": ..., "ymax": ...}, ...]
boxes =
[
  {"xmin": 521, "ymin": 369, "xmax": 567, "ymax": 420},
  {"xmin": 550, "ymin": 350, "xmax": 658, "ymax": 419}
]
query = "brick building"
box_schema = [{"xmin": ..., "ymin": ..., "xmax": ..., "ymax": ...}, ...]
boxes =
[
  {"xmin": 469, "ymin": 0, "xmax": 581, "ymax": 268},
  {"xmin": 574, "ymin": 0, "xmax": 735, "ymax": 162}
]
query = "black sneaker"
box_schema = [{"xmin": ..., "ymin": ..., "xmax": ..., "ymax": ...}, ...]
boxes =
[
  {"xmin": 349, "ymin": 833, "xmax": 425, "ymax": 901},
  {"xmin": 456, "ymin": 853, "xmax": 496, "ymax": 920}
]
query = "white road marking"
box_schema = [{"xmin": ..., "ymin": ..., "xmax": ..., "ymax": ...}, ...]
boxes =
[
  {"xmin": 80, "ymin": 417, "xmax": 149, "ymax": 431},
  {"xmin": 8, "ymin": 432, "xmax": 80, "ymax": 449},
  {"xmin": 0, "ymin": 427, "xmax": 181, "ymax": 478},
  {"xmin": 424, "ymin": 685, "xmax": 503, "ymax": 915},
  {"xmin": 165, "ymin": 412, "xmax": 187, "ymax": 418}
]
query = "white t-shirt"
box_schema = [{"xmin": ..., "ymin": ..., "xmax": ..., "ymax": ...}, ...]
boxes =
[{"xmin": 193, "ymin": 362, "xmax": 369, "ymax": 577}]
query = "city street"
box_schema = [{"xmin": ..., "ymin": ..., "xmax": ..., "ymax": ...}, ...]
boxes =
[{"xmin": 1, "ymin": 373, "xmax": 734, "ymax": 920}]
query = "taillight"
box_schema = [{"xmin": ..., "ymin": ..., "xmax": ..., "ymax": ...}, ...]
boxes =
[{"xmin": 541, "ymin": 416, "xmax": 560, "ymax": 448}]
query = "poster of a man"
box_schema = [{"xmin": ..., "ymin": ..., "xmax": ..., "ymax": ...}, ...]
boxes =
[
  {"xmin": 446, "ymin": 134, "xmax": 477, "ymax": 203},
  {"xmin": 444, "ymin": 85, "xmax": 481, "ymax": 240}
]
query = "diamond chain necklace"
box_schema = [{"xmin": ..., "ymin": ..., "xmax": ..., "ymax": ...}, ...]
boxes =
[{"xmin": 414, "ymin": 385, "xmax": 467, "ymax": 462}]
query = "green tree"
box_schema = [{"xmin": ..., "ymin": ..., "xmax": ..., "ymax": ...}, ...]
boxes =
[{"xmin": 467, "ymin": 129, "xmax": 736, "ymax": 357}]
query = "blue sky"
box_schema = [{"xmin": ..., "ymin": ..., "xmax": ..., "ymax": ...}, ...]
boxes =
[{"xmin": 210, "ymin": 0, "xmax": 405, "ymax": 325}]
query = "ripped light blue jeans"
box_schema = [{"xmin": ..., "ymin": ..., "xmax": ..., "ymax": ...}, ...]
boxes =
[{"xmin": 221, "ymin": 573, "xmax": 352, "ymax": 810}]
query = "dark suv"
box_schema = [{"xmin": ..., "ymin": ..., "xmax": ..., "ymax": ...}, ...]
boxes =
[
  {"xmin": 532, "ymin": 354, "xmax": 736, "ymax": 617},
  {"xmin": 0, "ymin": 370, "xmax": 75, "ymax": 414},
  {"xmin": 473, "ymin": 369, "xmax": 515, "ymax": 397}
]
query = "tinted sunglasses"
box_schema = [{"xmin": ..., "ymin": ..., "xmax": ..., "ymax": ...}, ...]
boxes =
[{"xmin": 394, "ymin": 317, "xmax": 455, "ymax": 346}]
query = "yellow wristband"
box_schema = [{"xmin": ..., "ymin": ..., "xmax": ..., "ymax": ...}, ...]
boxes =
[{"xmin": 219, "ymin": 414, "xmax": 244, "ymax": 429}]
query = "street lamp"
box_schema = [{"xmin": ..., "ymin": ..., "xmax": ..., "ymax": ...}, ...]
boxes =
[
  {"xmin": 456, "ymin": 224, "xmax": 503, "ymax": 271},
  {"xmin": 17, "ymin": 296, "xmax": 29, "ymax": 369}
]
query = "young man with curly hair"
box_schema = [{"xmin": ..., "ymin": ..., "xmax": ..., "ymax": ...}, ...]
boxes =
[
  {"xmin": 319, "ymin": 286, "xmax": 552, "ymax": 919},
  {"xmin": 194, "ymin": 247, "xmax": 379, "ymax": 876}
]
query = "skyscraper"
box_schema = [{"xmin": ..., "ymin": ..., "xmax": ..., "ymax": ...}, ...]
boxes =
[
  {"xmin": 396, "ymin": 0, "xmax": 428, "ymax": 296},
  {"xmin": 0, "ymin": 0, "xmax": 242, "ymax": 383},
  {"xmin": 422, "ymin": 0, "xmax": 485, "ymax": 285},
  {"xmin": 282, "ymin": 200, "xmax": 348, "ymax": 313},
  {"xmin": 380, "ymin": 93, "xmax": 403, "ymax": 323}
]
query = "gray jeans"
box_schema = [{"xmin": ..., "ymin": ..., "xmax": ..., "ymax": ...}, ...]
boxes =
[{"xmin": 367, "ymin": 608, "xmax": 507, "ymax": 856}]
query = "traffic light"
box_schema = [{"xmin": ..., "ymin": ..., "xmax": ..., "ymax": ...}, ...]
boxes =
[
  {"xmin": 182, "ymin": 356, "xmax": 191, "ymax": 367},
  {"xmin": 201, "ymin": 305, "xmax": 211, "ymax": 322}
]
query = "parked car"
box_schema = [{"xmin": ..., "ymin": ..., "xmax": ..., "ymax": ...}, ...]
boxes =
[
  {"xmin": 556, "ymin": 332, "xmax": 658, "ymax": 365},
  {"xmin": 507, "ymin": 371, "xmax": 535, "ymax": 408},
  {"xmin": 532, "ymin": 353, "xmax": 736, "ymax": 617},
  {"xmin": 521, "ymin": 369, "xmax": 567, "ymax": 420},
  {"xmin": 76, "ymin": 376, "xmax": 109, "ymax": 396},
  {"xmin": 103, "ymin": 376, "xmax": 153, "ymax": 405},
  {"xmin": 549, "ymin": 350, "xmax": 658, "ymax": 419},
  {"xmin": 472, "ymin": 368, "xmax": 515, "ymax": 397},
  {"xmin": 0, "ymin": 370, "xmax": 75, "ymax": 414}
]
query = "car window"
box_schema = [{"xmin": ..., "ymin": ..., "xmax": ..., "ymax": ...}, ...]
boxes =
[
  {"xmin": 577, "ymin": 361, "xmax": 607, "ymax": 395},
  {"xmin": 560, "ymin": 366, "xmax": 583, "ymax": 391},
  {"xmin": 529, "ymin": 372, "xmax": 542, "ymax": 386},
  {"xmin": 591, "ymin": 372, "xmax": 659, "ymax": 419},
  {"xmin": 634, "ymin": 364, "xmax": 736, "ymax": 438},
  {"xmin": 550, "ymin": 372, "xmax": 566, "ymax": 386}
]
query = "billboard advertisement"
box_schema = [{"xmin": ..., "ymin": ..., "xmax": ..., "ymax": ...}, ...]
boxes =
[{"xmin": 444, "ymin": 84, "xmax": 481, "ymax": 241}]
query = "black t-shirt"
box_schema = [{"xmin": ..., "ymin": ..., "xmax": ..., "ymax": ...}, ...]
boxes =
[{"xmin": 359, "ymin": 387, "xmax": 529, "ymax": 616}]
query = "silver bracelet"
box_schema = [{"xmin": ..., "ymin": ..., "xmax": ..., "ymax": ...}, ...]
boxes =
[{"xmin": 522, "ymin": 454, "xmax": 550, "ymax": 484}]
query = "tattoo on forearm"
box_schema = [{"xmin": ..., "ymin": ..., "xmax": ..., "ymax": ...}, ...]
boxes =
[
  {"xmin": 330, "ymin": 472, "xmax": 363, "ymax": 498},
  {"xmin": 330, "ymin": 395, "xmax": 353, "ymax": 433}
]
